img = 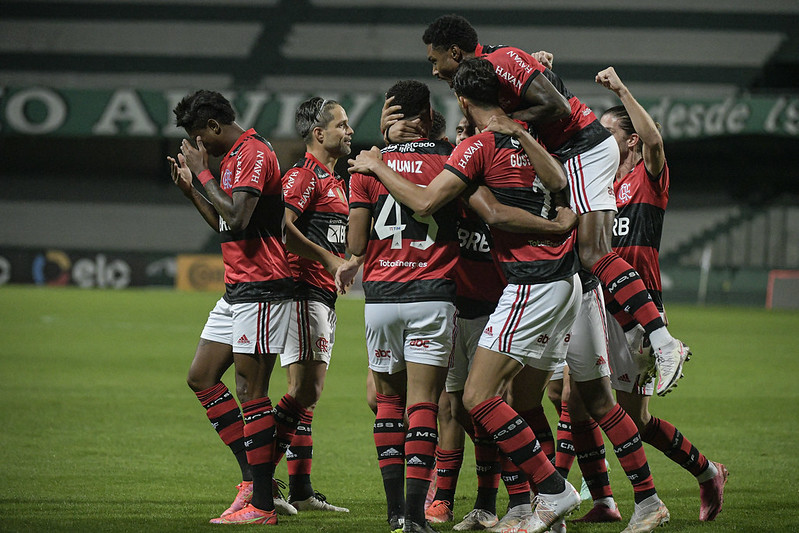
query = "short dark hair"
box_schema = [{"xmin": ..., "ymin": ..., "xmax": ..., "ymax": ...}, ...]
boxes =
[
  {"xmin": 603, "ymin": 105, "xmax": 661, "ymax": 153},
  {"xmin": 430, "ymin": 109, "xmax": 447, "ymax": 140},
  {"xmin": 423, "ymin": 14, "xmax": 478, "ymax": 52},
  {"xmin": 385, "ymin": 80, "xmax": 430, "ymax": 120},
  {"xmin": 173, "ymin": 90, "xmax": 235, "ymax": 131},
  {"xmin": 296, "ymin": 97, "xmax": 341, "ymax": 141},
  {"xmin": 452, "ymin": 58, "xmax": 499, "ymax": 108}
]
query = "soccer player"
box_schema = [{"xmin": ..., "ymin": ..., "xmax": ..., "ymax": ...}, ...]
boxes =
[
  {"xmin": 421, "ymin": 14, "xmax": 690, "ymax": 397},
  {"xmin": 567, "ymin": 66, "xmax": 729, "ymax": 524},
  {"xmin": 167, "ymin": 90, "xmax": 293, "ymax": 525},
  {"xmin": 349, "ymin": 59, "xmax": 583, "ymax": 533},
  {"xmin": 347, "ymin": 79, "xmax": 460, "ymax": 533},
  {"xmin": 273, "ymin": 96, "xmax": 352, "ymax": 513}
]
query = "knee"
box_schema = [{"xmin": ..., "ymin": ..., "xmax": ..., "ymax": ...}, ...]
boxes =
[
  {"xmin": 290, "ymin": 381, "xmax": 323, "ymax": 409},
  {"xmin": 186, "ymin": 370, "xmax": 212, "ymax": 393}
]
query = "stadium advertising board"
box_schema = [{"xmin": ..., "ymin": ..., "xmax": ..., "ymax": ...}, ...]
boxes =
[
  {"xmin": 0, "ymin": 247, "xmax": 174, "ymax": 288},
  {"xmin": 2, "ymin": 87, "xmax": 799, "ymax": 142},
  {"xmin": 175, "ymin": 254, "xmax": 225, "ymax": 292}
]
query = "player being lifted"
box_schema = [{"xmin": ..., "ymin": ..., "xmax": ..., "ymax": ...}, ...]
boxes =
[{"xmin": 421, "ymin": 14, "xmax": 690, "ymax": 397}]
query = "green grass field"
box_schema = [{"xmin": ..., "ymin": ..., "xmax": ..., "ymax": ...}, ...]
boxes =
[{"xmin": 1, "ymin": 286, "xmax": 798, "ymax": 532}]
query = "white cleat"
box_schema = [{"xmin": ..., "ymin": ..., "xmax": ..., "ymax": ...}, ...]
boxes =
[
  {"xmin": 453, "ymin": 508, "xmax": 499, "ymax": 531},
  {"xmin": 513, "ymin": 482, "xmax": 580, "ymax": 533},
  {"xmin": 621, "ymin": 496, "xmax": 670, "ymax": 533},
  {"xmin": 271, "ymin": 478, "xmax": 297, "ymax": 516},
  {"xmin": 486, "ymin": 503, "xmax": 532, "ymax": 532},
  {"xmin": 291, "ymin": 490, "xmax": 349, "ymax": 512},
  {"xmin": 654, "ymin": 339, "xmax": 690, "ymax": 396}
]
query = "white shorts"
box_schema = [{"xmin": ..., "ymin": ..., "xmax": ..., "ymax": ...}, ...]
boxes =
[
  {"xmin": 550, "ymin": 360, "xmax": 566, "ymax": 381},
  {"xmin": 478, "ymin": 275, "xmax": 581, "ymax": 372},
  {"xmin": 565, "ymin": 135, "xmax": 620, "ymax": 216},
  {"xmin": 201, "ymin": 297, "xmax": 291, "ymax": 354},
  {"xmin": 446, "ymin": 314, "xmax": 489, "ymax": 393},
  {"xmin": 280, "ymin": 299, "xmax": 336, "ymax": 367},
  {"xmin": 565, "ymin": 286, "xmax": 612, "ymax": 382},
  {"xmin": 607, "ymin": 310, "xmax": 658, "ymax": 395},
  {"xmin": 365, "ymin": 301, "xmax": 456, "ymax": 375}
]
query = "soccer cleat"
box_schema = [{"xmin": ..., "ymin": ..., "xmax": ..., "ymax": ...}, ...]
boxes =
[
  {"xmin": 549, "ymin": 517, "xmax": 567, "ymax": 533},
  {"xmin": 402, "ymin": 519, "xmax": 438, "ymax": 533},
  {"xmin": 453, "ymin": 508, "xmax": 499, "ymax": 531},
  {"xmin": 389, "ymin": 515, "xmax": 405, "ymax": 533},
  {"xmin": 654, "ymin": 339, "xmax": 690, "ymax": 396},
  {"xmin": 220, "ymin": 481, "xmax": 253, "ymax": 517},
  {"xmin": 291, "ymin": 490, "xmax": 349, "ymax": 512},
  {"xmin": 210, "ymin": 504, "xmax": 278, "ymax": 525},
  {"xmin": 699, "ymin": 462, "xmax": 729, "ymax": 521},
  {"xmin": 572, "ymin": 501, "xmax": 622, "ymax": 522},
  {"xmin": 425, "ymin": 499, "xmax": 453, "ymax": 523},
  {"xmin": 514, "ymin": 481, "xmax": 581, "ymax": 533},
  {"xmin": 486, "ymin": 503, "xmax": 532, "ymax": 532},
  {"xmin": 621, "ymin": 497, "xmax": 669, "ymax": 533},
  {"xmin": 271, "ymin": 478, "xmax": 298, "ymax": 516}
]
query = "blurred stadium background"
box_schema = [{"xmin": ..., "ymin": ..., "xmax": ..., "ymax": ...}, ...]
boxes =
[{"xmin": 1, "ymin": 0, "xmax": 799, "ymax": 307}]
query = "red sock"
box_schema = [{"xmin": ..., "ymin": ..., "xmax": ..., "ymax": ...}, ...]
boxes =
[
  {"xmin": 287, "ymin": 410, "xmax": 314, "ymax": 477},
  {"xmin": 470, "ymin": 428, "xmax": 501, "ymax": 491},
  {"xmin": 642, "ymin": 417, "xmax": 710, "ymax": 477},
  {"xmin": 470, "ymin": 396, "xmax": 557, "ymax": 488},
  {"xmin": 597, "ymin": 404, "xmax": 656, "ymax": 503},
  {"xmin": 433, "ymin": 447, "xmax": 463, "ymax": 504},
  {"xmin": 195, "ymin": 382, "xmax": 245, "ymax": 456},
  {"xmin": 406, "ymin": 402, "xmax": 439, "ymax": 482},
  {"xmin": 519, "ymin": 406, "xmax": 555, "ymax": 462},
  {"xmin": 272, "ymin": 394, "xmax": 308, "ymax": 467},
  {"xmin": 592, "ymin": 252, "xmax": 664, "ymax": 334},
  {"xmin": 242, "ymin": 397, "xmax": 276, "ymax": 510},
  {"xmin": 555, "ymin": 401, "xmax": 576, "ymax": 478},
  {"xmin": 374, "ymin": 394, "xmax": 405, "ymax": 521},
  {"xmin": 572, "ymin": 417, "xmax": 613, "ymax": 500}
]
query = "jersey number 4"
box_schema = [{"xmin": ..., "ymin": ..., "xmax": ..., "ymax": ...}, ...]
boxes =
[{"xmin": 374, "ymin": 194, "xmax": 438, "ymax": 251}]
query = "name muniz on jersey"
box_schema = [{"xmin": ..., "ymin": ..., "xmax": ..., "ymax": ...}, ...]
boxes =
[{"xmin": 387, "ymin": 159, "xmax": 423, "ymax": 174}]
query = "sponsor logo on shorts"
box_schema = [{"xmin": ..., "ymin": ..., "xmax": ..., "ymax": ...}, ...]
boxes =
[
  {"xmin": 596, "ymin": 355, "xmax": 607, "ymax": 366},
  {"xmin": 536, "ymin": 334, "xmax": 550, "ymax": 345},
  {"xmin": 409, "ymin": 339, "xmax": 430, "ymax": 349},
  {"xmin": 618, "ymin": 373, "xmax": 631, "ymax": 383},
  {"xmin": 483, "ymin": 326, "xmax": 493, "ymax": 336},
  {"xmin": 236, "ymin": 334, "xmax": 251, "ymax": 345},
  {"xmin": 316, "ymin": 336, "xmax": 330, "ymax": 353},
  {"xmin": 374, "ymin": 349, "xmax": 391, "ymax": 358},
  {"xmin": 564, "ymin": 333, "xmax": 571, "ymax": 343}
]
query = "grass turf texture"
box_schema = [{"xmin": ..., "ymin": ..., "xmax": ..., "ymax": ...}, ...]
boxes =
[{"xmin": 1, "ymin": 286, "xmax": 798, "ymax": 532}]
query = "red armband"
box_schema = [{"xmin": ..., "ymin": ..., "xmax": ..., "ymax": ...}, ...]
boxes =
[{"xmin": 197, "ymin": 169, "xmax": 214, "ymax": 186}]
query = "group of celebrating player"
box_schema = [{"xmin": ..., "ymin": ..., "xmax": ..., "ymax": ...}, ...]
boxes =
[{"xmin": 167, "ymin": 13, "xmax": 728, "ymax": 533}]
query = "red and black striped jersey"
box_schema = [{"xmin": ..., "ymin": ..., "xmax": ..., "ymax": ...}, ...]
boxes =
[
  {"xmin": 454, "ymin": 204, "xmax": 506, "ymax": 319},
  {"xmin": 444, "ymin": 129, "xmax": 579, "ymax": 285},
  {"xmin": 475, "ymin": 44, "xmax": 611, "ymax": 158},
  {"xmin": 349, "ymin": 139, "xmax": 459, "ymax": 304},
  {"xmin": 282, "ymin": 152, "xmax": 349, "ymax": 308},
  {"xmin": 612, "ymin": 160, "xmax": 669, "ymax": 309},
  {"xmin": 217, "ymin": 128, "xmax": 293, "ymax": 303}
]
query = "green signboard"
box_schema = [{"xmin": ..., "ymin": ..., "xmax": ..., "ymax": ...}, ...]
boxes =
[{"xmin": 2, "ymin": 87, "xmax": 798, "ymax": 142}]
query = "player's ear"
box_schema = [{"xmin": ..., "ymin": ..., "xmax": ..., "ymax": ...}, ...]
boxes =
[
  {"xmin": 207, "ymin": 119, "xmax": 222, "ymax": 135},
  {"xmin": 450, "ymin": 44, "xmax": 462, "ymax": 61},
  {"xmin": 313, "ymin": 125, "xmax": 325, "ymax": 144},
  {"xmin": 628, "ymin": 132, "xmax": 640, "ymax": 151}
]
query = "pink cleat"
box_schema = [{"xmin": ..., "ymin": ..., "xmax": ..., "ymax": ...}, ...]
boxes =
[
  {"xmin": 220, "ymin": 481, "xmax": 253, "ymax": 517},
  {"xmin": 425, "ymin": 499, "xmax": 454, "ymax": 523},
  {"xmin": 699, "ymin": 462, "xmax": 729, "ymax": 521},
  {"xmin": 210, "ymin": 504, "xmax": 278, "ymax": 525},
  {"xmin": 572, "ymin": 501, "xmax": 622, "ymax": 523}
]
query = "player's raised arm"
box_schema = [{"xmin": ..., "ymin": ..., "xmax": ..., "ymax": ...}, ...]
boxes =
[{"xmin": 596, "ymin": 66, "xmax": 664, "ymax": 176}]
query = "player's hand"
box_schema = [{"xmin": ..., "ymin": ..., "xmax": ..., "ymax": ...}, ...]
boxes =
[
  {"xmin": 335, "ymin": 257, "xmax": 361, "ymax": 295},
  {"xmin": 167, "ymin": 154, "xmax": 194, "ymax": 196},
  {"xmin": 180, "ymin": 137, "xmax": 209, "ymax": 176},
  {"xmin": 348, "ymin": 146, "xmax": 383, "ymax": 175},
  {"xmin": 380, "ymin": 95, "xmax": 404, "ymax": 134},
  {"xmin": 484, "ymin": 114, "xmax": 525, "ymax": 138},
  {"xmin": 533, "ymin": 50, "xmax": 554, "ymax": 70},
  {"xmin": 385, "ymin": 119, "xmax": 424, "ymax": 144},
  {"xmin": 553, "ymin": 206, "xmax": 578, "ymax": 232},
  {"xmin": 324, "ymin": 254, "xmax": 348, "ymax": 279},
  {"xmin": 595, "ymin": 66, "xmax": 626, "ymax": 95}
]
